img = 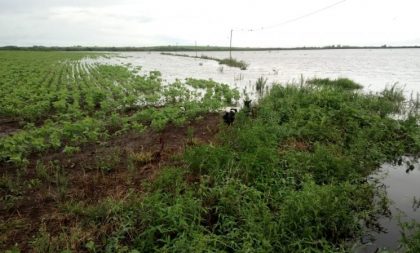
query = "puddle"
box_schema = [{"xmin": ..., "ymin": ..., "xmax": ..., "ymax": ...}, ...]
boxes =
[{"xmin": 356, "ymin": 156, "xmax": 420, "ymax": 252}]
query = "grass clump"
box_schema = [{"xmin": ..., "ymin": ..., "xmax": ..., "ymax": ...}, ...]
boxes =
[
  {"xmin": 128, "ymin": 150, "xmax": 153, "ymax": 165},
  {"xmin": 307, "ymin": 77, "xmax": 363, "ymax": 90},
  {"xmin": 400, "ymin": 221, "xmax": 420, "ymax": 252},
  {"xmin": 255, "ymin": 76, "xmax": 268, "ymax": 96},
  {"xmin": 161, "ymin": 52, "xmax": 248, "ymax": 70},
  {"xmin": 218, "ymin": 58, "xmax": 248, "ymax": 70}
]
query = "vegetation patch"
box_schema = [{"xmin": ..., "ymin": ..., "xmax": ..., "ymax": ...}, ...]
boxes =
[
  {"xmin": 161, "ymin": 52, "xmax": 248, "ymax": 70},
  {"xmin": 307, "ymin": 77, "xmax": 363, "ymax": 90},
  {"xmin": 218, "ymin": 58, "xmax": 248, "ymax": 70}
]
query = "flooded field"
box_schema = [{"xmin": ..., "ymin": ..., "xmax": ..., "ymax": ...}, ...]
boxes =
[
  {"xmin": 100, "ymin": 49, "xmax": 420, "ymax": 98},
  {"xmin": 1, "ymin": 51, "xmax": 419, "ymax": 252}
]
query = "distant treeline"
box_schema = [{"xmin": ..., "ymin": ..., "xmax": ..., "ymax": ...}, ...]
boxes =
[{"xmin": 0, "ymin": 45, "xmax": 419, "ymax": 52}]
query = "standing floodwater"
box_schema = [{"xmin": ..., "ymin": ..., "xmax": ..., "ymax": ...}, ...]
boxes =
[
  {"xmin": 357, "ymin": 157, "xmax": 420, "ymax": 252},
  {"xmin": 98, "ymin": 49, "xmax": 420, "ymax": 97}
]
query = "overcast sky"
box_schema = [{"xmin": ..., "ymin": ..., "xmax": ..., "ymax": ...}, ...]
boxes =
[{"xmin": 1, "ymin": 0, "xmax": 419, "ymax": 47}]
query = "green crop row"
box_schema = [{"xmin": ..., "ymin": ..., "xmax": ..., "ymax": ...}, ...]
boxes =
[{"xmin": 0, "ymin": 51, "xmax": 239, "ymax": 167}]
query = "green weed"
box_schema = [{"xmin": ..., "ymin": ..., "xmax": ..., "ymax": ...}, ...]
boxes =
[{"xmin": 307, "ymin": 77, "xmax": 363, "ymax": 90}]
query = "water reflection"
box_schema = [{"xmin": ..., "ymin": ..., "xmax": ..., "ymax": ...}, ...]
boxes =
[
  {"xmin": 357, "ymin": 156, "xmax": 420, "ymax": 252},
  {"xmin": 413, "ymin": 197, "xmax": 420, "ymax": 212}
]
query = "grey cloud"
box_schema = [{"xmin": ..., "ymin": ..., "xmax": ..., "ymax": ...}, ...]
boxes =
[{"xmin": 1, "ymin": 0, "xmax": 419, "ymax": 47}]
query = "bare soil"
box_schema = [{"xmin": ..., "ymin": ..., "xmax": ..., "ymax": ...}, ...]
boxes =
[
  {"xmin": 0, "ymin": 117, "xmax": 22, "ymax": 137},
  {"xmin": 0, "ymin": 113, "xmax": 222, "ymax": 251}
]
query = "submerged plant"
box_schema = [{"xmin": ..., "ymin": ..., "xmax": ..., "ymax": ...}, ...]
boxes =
[
  {"xmin": 255, "ymin": 76, "xmax": 267, "ymax": 96},
  {"xmin": 218, "ymin": 58, "xmax": 248, "ymax": 70},
  {"xmin": 307, "ymin": 77, "xmax": 363, "ymax": 90},
  {"xmin": 161, "ymin": 52, "xmax": 248, "ymax": 70}
]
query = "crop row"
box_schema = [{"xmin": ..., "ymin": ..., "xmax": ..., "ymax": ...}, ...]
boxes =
[{"xmin": 0, "ymin": 51, "xmax": 239, "ymax": 166}]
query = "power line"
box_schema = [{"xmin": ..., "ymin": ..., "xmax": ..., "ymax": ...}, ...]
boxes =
[
  {"xmin": 234, "ymin": 0, "xmax": 347, "ymax": 32},
  {"xmin": 228, "ymin": 0, "xmax": 347, "ymax": 58}
]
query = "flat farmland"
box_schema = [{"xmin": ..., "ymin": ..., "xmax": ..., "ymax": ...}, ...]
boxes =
[{"xmin": 1, "ymin": 51, "xmax": 420, "ymax": 252}]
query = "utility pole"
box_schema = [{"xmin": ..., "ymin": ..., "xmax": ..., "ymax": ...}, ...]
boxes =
[{"xmin": 229, "ymin": 29, "xmax": 233, "ymax": 60}]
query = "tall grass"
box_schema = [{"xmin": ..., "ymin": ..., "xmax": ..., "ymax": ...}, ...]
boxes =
[
  {"xmin": 255, "ymin": 76, "xmax": 267, "ymax": 96},
  {"xmin": 307, "ymin": 77, "xmax": 363, "ymax": 90}
]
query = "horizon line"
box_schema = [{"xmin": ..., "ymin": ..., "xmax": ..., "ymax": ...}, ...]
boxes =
[{"xmin": 1, "ymin": 44, "xmax": 420, "ymax": 51}]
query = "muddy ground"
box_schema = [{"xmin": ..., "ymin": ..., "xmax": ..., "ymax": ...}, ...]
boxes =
[
  {"xmin": 0, "ymin": 117, "xmax": 22, "ymax": 138},
  {"xmin": 0, "ymin": 113, "xmax": 222, "ymax": 251}
]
